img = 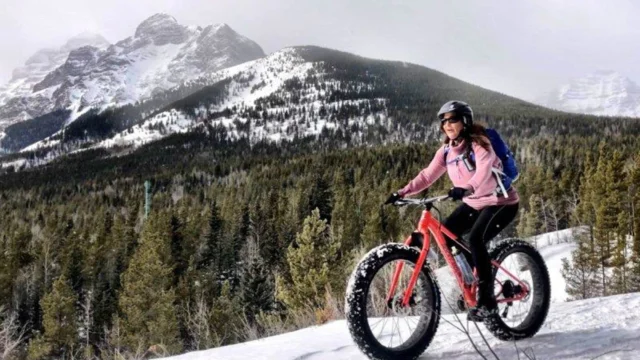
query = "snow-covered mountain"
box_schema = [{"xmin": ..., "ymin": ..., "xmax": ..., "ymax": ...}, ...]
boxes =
[
  {"xmin": 163, "ymin": 229, "xmax": 640, "ymax": 360},
  {"xmin": 12, "ymin": 46, "xmax": 391, "ymax": 164},
  {"xmin": 0, "ymin": 13, "xmax": 265, "ymax": 131},
  {"xmin": 0, "ymin": 32, "xmax": 110, "ymax": 127},
  {"xmin": 539, "ymin": 70, "xmax": 640, "ymax": 118},
  {"xmin": 92, "ymin": 48, "xmax": 387, "ymax": 149},
  {"xmin": 0, "ymin": 43, "xmax": 556, "ymax": 171}
]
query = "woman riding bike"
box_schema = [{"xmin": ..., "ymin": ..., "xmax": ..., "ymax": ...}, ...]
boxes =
[{"xmin": 385, "ymin": 100, "xmax": 519, "ymax": 321}]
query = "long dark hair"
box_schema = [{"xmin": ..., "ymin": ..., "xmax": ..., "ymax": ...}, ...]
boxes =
[{"xmin": 441, "ymin": 123, "xmax": 491, "ymax": 152}]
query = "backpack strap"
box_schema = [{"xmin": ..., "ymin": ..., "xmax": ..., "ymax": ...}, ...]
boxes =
[
  {"xmin": 444, "ymin": 140, "xmax": 512, "ymax": 199},
  {"xmin": 443, "ymin": 141, "xmax": 475, "ymax": 164}
]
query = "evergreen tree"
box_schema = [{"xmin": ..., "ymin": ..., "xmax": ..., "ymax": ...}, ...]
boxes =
[
  {"xmin": 592, "ymin": 144, "xmax": 618, "ymax": 295},
  {"xmin": 518, "ymin": 195, "xmax": 543, "ymax": 245},
  {"xmin": 170, "ymin": 214, "xmax": 187, "ymax": 286},
  {"xmin": 361, "ymin": 205, "xmax": 385, "ymax": 249},
  {"xmin": 29, "ymin": 275, "xmax": 78, "ymax": 358},
  {"xmin": 255, "ymin": 194, "xmax": 283, "ymax": 270},
  {"xmin": 628, "ymin": 156, "xmax": 640, "ymax": 291},
  {"xmin": 199, "ymin": 201, "xmax": 224, "ymax": 274},
  {"xmin": 118, "ymin": 212, "xmax": 182, "ymax": 354},
  {"xmin": 277, "ymin": 209, "xmax": 340, "ymax": 311},
  {"xmin": 561, "ymin": 230, "xmax": 602, "ymax": 299},
  {"xmin": 229, "ymin": 203, "xmax": 251, "ymax": 283},
  {"xmin": 607, "ymin": 150, "xmax": 629, "ymax": 294},
  {"xmin": 209, "ymin": 281, "xmax": 243, "ymax": 345},
  {"xmin": 0, "ymin": 229, "xmax": 32, "ymax": 310}
]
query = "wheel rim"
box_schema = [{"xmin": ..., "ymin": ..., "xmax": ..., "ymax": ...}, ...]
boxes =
[
  {"xmin": 364, "ymin": 259, "xmax": 436, "ymax": 351},
  {"xmin": 494, "ymin": 251, "xmax": 543, "ymax": 330}
]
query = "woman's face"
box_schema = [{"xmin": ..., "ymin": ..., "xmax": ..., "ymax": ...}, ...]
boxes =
[{"xmin": 441, "ymin": 112, "xmax": 464, "ymax": 140}]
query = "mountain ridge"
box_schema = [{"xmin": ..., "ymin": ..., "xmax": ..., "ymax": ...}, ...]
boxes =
[
  {"xmin": 0, "ymin": 13, "xmax": 265, "ymax": 133},
  {"xmin": 538, "ymin": 70, "xmax": 640, "ymax": 118}
]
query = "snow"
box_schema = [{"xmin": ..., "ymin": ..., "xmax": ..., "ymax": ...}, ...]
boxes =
[
  {"xmin": 164, "ymin": 292, "xmax": 640, "ymax": 360},
  {"xmin": 84, "ymin": 48, "xmax": 388, "ymax": 150},
  {"xmin": 0, "ymin": 158, "xmax": 27, "ymax": 170},
  {"xmin": 540, "ymin": 71, "xmax": 640, "ymax": 118},
  {"xmin": 161, "ymin": 228, "xmax": 640, "ymax": 360},
  {"xmin": 0, "ymin": 17, "xmax": 264, "ymax": 132},
  {"xmin": 1, "ymin": 45, "xmax": 390, "ymax": 168},
  {"xmin": 97, "ymin": 109, "xmax": 194, "ymax": 148},
  {"xmin": 534, "ymin": 228, "xmax": 580, "ymax": 303}
]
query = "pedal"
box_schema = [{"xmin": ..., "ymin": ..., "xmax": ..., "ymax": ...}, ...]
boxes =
[
  {"xmin": 456, "ymin": 295, "xmax": 467, "ymax": 312},
  {"xmin": 501, "ymin": 305, "xmax": 510, "ymax": 318}
]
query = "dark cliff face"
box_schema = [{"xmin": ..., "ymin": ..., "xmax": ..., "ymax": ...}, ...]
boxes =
[{"xmin": 33, "ymin": 46, "xmax": 101, "ymax": 92}]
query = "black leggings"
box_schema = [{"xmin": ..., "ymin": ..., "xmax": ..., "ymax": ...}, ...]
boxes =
[{"xmin": 443, "ymin": 202, "xmax": 519, "ymax": 297}]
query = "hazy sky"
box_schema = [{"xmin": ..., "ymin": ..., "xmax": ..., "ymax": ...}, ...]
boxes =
[{"xmin": 1, "ymin": 0, "xmax": 639, "ymax": 101}]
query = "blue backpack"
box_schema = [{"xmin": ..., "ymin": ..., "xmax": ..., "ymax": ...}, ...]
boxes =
[{"xmin": 444, "ymin": 128, "xmax": 519, "ymax": 196}]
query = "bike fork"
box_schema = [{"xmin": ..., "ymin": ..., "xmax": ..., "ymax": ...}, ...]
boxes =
[{"xmin": 386, "ymin": 232, "xmax": 429, "ymax": 307}]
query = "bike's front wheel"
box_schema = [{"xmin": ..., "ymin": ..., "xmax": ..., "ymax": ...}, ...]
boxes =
[{"xmin": 345, "ymin": 244, "xmax": 441, "ymax": 360}]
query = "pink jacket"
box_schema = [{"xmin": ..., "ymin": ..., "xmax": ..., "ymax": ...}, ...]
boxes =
[{"xmin": 398, "ymin": 139, "xmax": 519, "ymax": 210}]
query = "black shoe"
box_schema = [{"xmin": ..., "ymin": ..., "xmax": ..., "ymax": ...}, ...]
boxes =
[
  {"xmin": 467, "ymin": 305, "xmax": 498, "ymax": 322},
  {"xmin": 468, "ymin": 286, "xmax": 498, "ymax": 322}
]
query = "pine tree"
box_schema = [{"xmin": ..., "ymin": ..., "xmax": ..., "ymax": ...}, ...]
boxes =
[
  {"xmin": 118, "ymin": 212, "xmax": 182, "ymax": 354},
  {"xmin": 170, "ymin": 214, "xmax": 187, "ymax": 286},
  {"xmin": 230, "ymin": 203, "xmax": 251, "ymax": 283},
  {"xmin": 592, "ymin": 144, "xmax": 619, "ymax": 295},
  {"xmin": 30, "ymin": 274, "xmax": 78, "ymax": 358},
  {"xmin": 518, "ymin": 195, "xmax": 543, "ymax": 246},
  {"xmin": 301, "ymin": 172, "xmax": 333, "ymax": 222},
  {"xmin": 361, "ymin": 205, "xmax": 385, "ymax": 249},
  {"xmin": 206, "ymin": 201, "xmax": 224, "ymax": 273},
  {"xmin": 628, "ymin": 155, "xmax": 640, "ymax": 291},
  {"xmin": 255, "ymin": 194, "xmax": 283, "ymax": 270},
  {"xmin": 241, "ymin": 253, "xmax": 274, "ymax": 324},
  {"xmin": 209, "ymin": 281, "xmax": 242, "ymax": 345},
  {"xmin": 330, "ymin": 171, "xmax": 350, "ymax": 252},
  {"xmin": 605, "ymin": 150, "xmax": 629, "ymax": 294},
  {"xmin": 277, "ymin": 209, "xmax": 339, "ymax": 311},
  {"xmin": 561, "ymin": 230, "xmax": 602, "ymax": 300},
  {"xmin": 0, "ymin": 229, "xmax": 31, "ymax": 309}
]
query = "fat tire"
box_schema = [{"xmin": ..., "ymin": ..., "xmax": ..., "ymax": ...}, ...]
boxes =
[
  {"xmin": 345, "ymin": 244, "xmax": 441, "ymax": 360},
  {"xmin": 484, "ymin": 239, "xmax": 551, "ymax": 340}
]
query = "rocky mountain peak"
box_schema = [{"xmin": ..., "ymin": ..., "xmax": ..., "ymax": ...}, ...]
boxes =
[
  {"xmin": 62, "ymin": 32, "xmax": 110, "ymax": 52},
  {"xmin": 539, "ymin": 70, "xmax": 640, "ymax": 117},
  {"xmin": 0, "ymin": 13, "xmax": 265, "ymax": 137},
  {"xmin": 134, "ymin": 13, "xmax": 188, "ymax": 45}
]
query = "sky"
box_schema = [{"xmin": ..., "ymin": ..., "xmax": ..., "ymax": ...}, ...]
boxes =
[{"xmin": 1, "ymin": 0, "xmax": 639, "ymax": 101}]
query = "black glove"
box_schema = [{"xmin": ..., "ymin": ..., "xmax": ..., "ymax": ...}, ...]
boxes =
[
  {"xmin": 384, "ymin": 192, "xmax": 403, "ymax": 205},
  {"xmin": 448, "ymin": 187, "xmax": 470, "ymax": 201}
]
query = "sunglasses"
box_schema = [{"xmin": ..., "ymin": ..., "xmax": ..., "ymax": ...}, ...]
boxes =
[{"xmin": 440, "ymin": 116, "xmax": 462, "ymax": 124}]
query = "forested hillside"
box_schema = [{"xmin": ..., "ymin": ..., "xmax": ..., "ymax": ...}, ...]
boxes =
[{"xmin": 1, "ymin": 46, "xmax": 640, "ymax": 359}]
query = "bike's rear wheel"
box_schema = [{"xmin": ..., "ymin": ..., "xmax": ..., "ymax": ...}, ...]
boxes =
[
  {"xmin": 345, "ymin": 244, "xmax": 441, "ymax": 360},
  {"xmin": 485, "ymin": 239, "xmax": 551, "ymax": 340}
]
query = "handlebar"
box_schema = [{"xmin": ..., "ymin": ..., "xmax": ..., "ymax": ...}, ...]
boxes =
[{"xmin": 393, "ymin": 195, "xmax": 450, "ymax": 207}]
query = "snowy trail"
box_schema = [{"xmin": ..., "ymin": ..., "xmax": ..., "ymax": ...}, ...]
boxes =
[
  {"xmin": 166, "ymin": 292, "xmax": 640, "ymax": 360},
  {"xmin": 165, "ymin": 230, "xmax": 640, "ymax": 360}
]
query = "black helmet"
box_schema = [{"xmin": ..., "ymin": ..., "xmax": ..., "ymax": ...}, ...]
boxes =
[{"xmin": 437, "ymin": 100, "xmax": 473, "ymax": 127}]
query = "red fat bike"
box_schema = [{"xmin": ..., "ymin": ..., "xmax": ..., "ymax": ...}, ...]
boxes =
[{"xmin": 345, "ymin": 195, "xmax": 551, "ymax": 360}]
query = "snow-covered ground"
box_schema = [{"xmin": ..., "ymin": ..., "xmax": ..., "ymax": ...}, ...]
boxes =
[
  {"xmin": 167, "ymin": 292, "xmax": 640, "ymax": 359},
  {"xmin": 160, "ymin": 228, "xmax": 640, "ymax": 360}
]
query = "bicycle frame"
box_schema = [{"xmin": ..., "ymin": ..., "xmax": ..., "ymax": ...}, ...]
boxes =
[{"xmin": 387, "ymin": 206, "xmax": 530, "ymax": 309}]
